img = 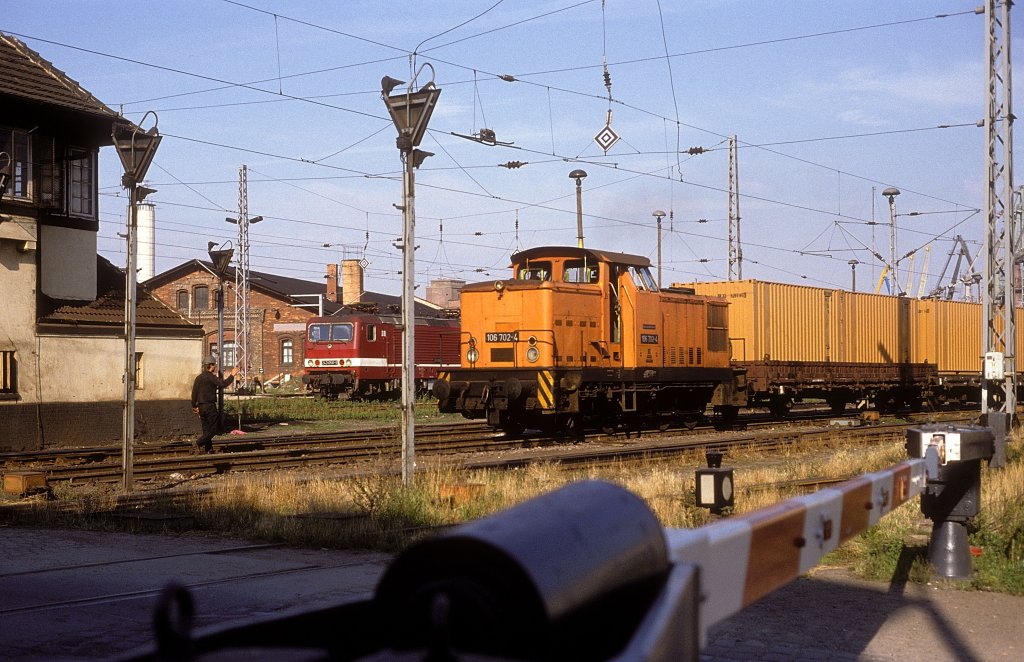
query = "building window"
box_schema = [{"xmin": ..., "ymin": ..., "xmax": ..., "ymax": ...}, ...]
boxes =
[
  {"xmin": 177, "ymin": 290, "xmax": 189, "ymax": 310},
  {"xmin": 281, "ymin": 338, "xmax": 294, "ymax": 366},
  {"xmin": 134, "ymin": 352, "xmax": 144, "ymax": 390},
  {"xmin": 68, "ymin": 149, "xmax": 96, "ymax": 216},
  {"xmin": 220, "ymin": 341, "xmax": 236, "ymax": 369},
  {"xmin": 193, "ymin": 285, "xmax": 209, "ymax": 310},
  {"xmin": 0, "ymin": 127, "xmax": 31, "ymax": 199},
  {"xmin": 1, "ymin": 350, "xmax": 17, "ymax": 398}
]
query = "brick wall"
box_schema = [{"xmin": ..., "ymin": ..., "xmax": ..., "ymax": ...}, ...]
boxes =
[
  {"xmin": 149, "ymin": 267, "xmax": 318, "ymax": 384},
  {"xmin": 0, "ymin": 399, "xmax": 197, "ymax": 451}
]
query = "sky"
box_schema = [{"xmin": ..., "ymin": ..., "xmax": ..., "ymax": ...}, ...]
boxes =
[{"xmin": 5, "ymin": 1, "xmax": 1019, "ymax": 297}]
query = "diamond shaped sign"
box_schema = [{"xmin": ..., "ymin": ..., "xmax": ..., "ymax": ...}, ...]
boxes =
[{"xmin": 594, "ymin": 124, "xmax": 619, "ymax": 153}]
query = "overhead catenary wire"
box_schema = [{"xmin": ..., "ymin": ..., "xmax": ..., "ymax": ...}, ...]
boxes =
[{"xmin": 9, "ymin": 5, "xmax": 984, "ymax": 291}]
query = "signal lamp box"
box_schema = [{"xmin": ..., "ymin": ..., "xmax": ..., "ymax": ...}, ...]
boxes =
[{"xmin": 695, "ymin": 466, "xmax": 734, "ymax": 513}]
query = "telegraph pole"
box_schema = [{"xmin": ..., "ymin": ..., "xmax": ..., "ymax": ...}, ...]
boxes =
[
  {"xmin": 112, "ymin": 116, "xmax": 161, "ymax": 492},
  {"xmin": 727, "ymin": 135, "xmax": 742, "ymax": 280},
  {"xmin": 381, "ymin": 69, "xmax": 441, "ymax": 486},
  {"xmin": 226, "ymin": 165, "xmax": 262, "ymax": 393},
  {"xmin": 981, "ymin": 0, "xmax": 1016, "ymax": 428}
]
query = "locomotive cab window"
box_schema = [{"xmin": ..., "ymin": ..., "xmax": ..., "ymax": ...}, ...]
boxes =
[
  {"xmin": 517, "ymin": 261, "xmax": 552, "ymax": 281},
  {"xmin": 308, "ymin": 323, "xmax": 354, "ymax": 343},
  {"xmin": 366, "ymin": 324, "xmax": 376, "ymax": 342},
  {"xmin": 626, "ymin": 266, "xmax": 658, "ymax": 291},
  {"xmin": 562, "ymin": 260, "xmax": 599, "ymax": 284}
]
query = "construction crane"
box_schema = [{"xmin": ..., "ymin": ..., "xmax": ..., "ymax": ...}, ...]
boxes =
[{"xmin": 925, "ymin": 235, "xmax": 980, "ymax": 300}]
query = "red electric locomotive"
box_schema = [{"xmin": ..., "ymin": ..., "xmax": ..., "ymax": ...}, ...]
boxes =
[{"xmin": 302, "ymin": 305, "xmax": 461, "ymax": 400}]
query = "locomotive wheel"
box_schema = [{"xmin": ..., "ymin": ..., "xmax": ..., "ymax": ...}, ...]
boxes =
[
  {"xmin": 826, "ymin": 396, "xmax": 847, "ymax": 416},
  {"xmin": 499, "ymin": 421, "xmax": 525, "ymax": 438},
  {"xmin": 714, "ymin": 406, "xmax": 739, "ymax": 428},
  {"xmin": 560, "ymin": 415, "xmax": 585, "ymax": 441},
  {"xmin": 767, "ymin": 396, "xmax": 791, "ymax": 420}
]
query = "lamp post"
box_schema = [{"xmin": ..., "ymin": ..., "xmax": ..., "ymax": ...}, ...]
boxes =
[
  {"xmin": 381, "ymin": 68, "xmax": 441, "ymax": 486},
  {"xmin": 208, "ymin": 242, "xmax": 234, "ymax": 432},
  {"xmin": 112, "ymin": 115, "xmax": 161, "ymax": 492},
  {"xmin": 653, "ymin": 210, "xmax": 666, "ymax": 288},
  {"xmin": 570, "ymin": 169, "xmax": 588, "ymax": 248},
  {"xmin": 883, "ymin": 187, "xmax": 901, "ymax": 295},
  {"xmin": 849, "ymin": 259, "xmax": 859, "ymax": 292}
]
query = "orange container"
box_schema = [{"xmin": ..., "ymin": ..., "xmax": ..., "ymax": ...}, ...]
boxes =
[{"xmin": 685, "ymin": 280, "xmax": 913, "ymax": 364}]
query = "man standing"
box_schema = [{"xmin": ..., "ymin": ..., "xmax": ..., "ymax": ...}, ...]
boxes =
[{"xmin": 191, "ymin": 355, "xmax": 238, "ymax": 453}]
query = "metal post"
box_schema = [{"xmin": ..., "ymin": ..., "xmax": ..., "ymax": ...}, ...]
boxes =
[
  {"xmin": 570, "ymin": 169, "xmax": 587, "ymax": 248},
  {"xmin": 883, "ymin": 187, "xmax": 901, "ymax": 294},
  {"xmin": 113, "ymin": 115, "xmax": 161, "ymax": 493},
  {"xmin": 122, "ymin": 184, "xmax": 137, "ymax": 491},
  {"xmin": 401, "ymin": 152, "xmax": 416, "ymax": 486},
  {"xmin": 849, "ymin": 259, "xmax": 858, "ymax": 292},
  {"xmin": 381, "ymin": 70, "xmax": 441, "ymax": 486},
  {"xmin": 217, "ymin": 281, "xmax": 225, "ymax": 431},
  {"xmin": 653, "ymin": 210, "xmax": 666, "ymax": 288},
  {"xmin": 982, "ymin": 0, "xmax": 1016, "ymax": 419},
  {"xmin": 727, "ymin": 135, "xmax": 742, "ymax": 280}
]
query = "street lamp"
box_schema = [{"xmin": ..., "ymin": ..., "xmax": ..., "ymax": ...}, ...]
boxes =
[
  {"xmin": 883, "ymin": 187, "xmax": 901, "ymax": 295},
  {"xmin": 381, "ymin": 67, "xmax": 441, "ymax": 487},
  {"xmin": 653, "ymin": 210, "xmax": 666, "ymax": 288},
  {"xmin": 208, "ymin": 241, "xmax": 234, "ymax": 432},
  {"xmin": 112, "ymin": 114, "xmax": 161, "ymax": 492},
  {"xmin": 570, "ymin": 169, "xmax": 588, "ymax": 248},
  {"xmin": 848, "ymin": 259, "xmax": 859, "ymax": 292}
]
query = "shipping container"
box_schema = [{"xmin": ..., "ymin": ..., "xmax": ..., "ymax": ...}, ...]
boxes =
[{"xmin": 685, "ymin": 280, "xmax": 913, "ymax": 365}]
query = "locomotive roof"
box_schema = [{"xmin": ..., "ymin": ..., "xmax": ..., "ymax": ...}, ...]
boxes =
[{"xmin": 510, "ymin": 246, "xmax": 651, "ymax": 268}]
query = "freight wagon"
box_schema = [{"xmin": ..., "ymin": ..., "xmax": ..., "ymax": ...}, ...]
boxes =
[{"xmin": 686, "ymin": 280, "xmax": 1019, "ymax": 415}]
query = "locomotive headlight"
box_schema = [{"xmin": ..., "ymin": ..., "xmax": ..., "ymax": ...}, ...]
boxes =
[
  {"xmin": 467, "ymin": 347, "xmax": 480, "ymax": 363},
  {"xmin": 345, "ymin": 359, "xmax": 352, "ymax": 367},
  {"xmin": 526, "ymin": 346, "xmax": 540, "ymax": 363},
  {"xmin": 528, "ymin": 335, "xmax": 537, "ymax": 346}
]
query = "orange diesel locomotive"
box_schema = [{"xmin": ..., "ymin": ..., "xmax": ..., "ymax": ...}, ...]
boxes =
[{"xmin": 434, "ymin": 246, "xmax": 747, "ymax": 434}]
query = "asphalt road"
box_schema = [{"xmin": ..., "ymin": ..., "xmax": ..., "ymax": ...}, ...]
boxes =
[{"xmin": 1, "ymin": 526, "xmax": 1020, "ymax": 661}]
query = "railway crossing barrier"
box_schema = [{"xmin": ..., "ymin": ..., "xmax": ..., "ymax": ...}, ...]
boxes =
[
  {"xmin": 906, "ymin": 423, "xmax": 998, "ymax": 578},
  {"xmin": 134, "ymin": 425, "xmax": 999, "ymax": 661}
]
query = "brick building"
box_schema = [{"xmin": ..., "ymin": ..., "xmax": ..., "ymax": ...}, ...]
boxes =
[{"xmin": 146, "ymin": 259, "xmax": 440, "ymax": 386}]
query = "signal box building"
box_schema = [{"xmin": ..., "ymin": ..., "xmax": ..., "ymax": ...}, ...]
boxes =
[{"xmin": 0, "ymin": 33, "xmax": 204, "ymax": 451}]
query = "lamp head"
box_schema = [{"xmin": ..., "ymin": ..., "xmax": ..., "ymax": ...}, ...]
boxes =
[
  {"xmin": 882, "ymin": 187, "xmax": 901, "ymax": 199},
  {"xmin": 569, "ymin": 169, "xmax": 588, "ymax": 184},
  {"xmin": 381, "ymin": 76, "xmax": 406, "ymax": 97}
]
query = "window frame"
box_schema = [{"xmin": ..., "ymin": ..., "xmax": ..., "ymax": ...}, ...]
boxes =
[
  {"xmin": 1, "ymin": 349, "xmax": 17, "ymax": 399},
  {"xmin": 193, "ymin": 285, "xmax": 210, "ymax": 310},
  {"xmin": 280, "ymin": 338, "xmax": 294, "ymax": 366}
]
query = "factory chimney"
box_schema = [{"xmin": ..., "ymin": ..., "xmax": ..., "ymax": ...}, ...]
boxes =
[
  {"xmin": 342, "ymin": 259, "xmax": 364, "ymax": 305},
  {"xmin": 137, "ymin": 202, "xmax": 156, "ymax": 282}
]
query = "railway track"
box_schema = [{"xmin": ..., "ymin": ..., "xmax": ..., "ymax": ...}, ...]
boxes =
[{"xmin": 0, "ymin": 409, "xmax": 971, "ymax": 487}]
